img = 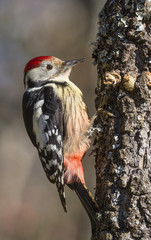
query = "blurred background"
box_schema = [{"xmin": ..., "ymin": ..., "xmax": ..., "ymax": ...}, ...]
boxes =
[{"xmin": 0, "ymin": 1, "xmax": 105, "ymax": 239}]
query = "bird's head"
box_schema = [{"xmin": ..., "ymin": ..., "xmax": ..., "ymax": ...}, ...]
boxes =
[{"xmin": 24, "ymin": 56, "xmax": 85, "ymax": 89}]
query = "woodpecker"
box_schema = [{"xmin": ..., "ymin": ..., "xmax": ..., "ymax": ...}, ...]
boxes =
[{"xmin": 22, "ymin": 56, "xmax": 99, "ymax": 229}]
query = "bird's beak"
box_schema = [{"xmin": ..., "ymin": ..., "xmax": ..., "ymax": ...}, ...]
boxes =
[{"xmin": 62, "ymin": 58, "xmax": 85, "ymax": 72}]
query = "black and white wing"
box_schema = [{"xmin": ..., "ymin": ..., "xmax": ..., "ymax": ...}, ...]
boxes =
[{"xmin": 22, "ymin": 86, "xmax": 67, "ymax": 212}]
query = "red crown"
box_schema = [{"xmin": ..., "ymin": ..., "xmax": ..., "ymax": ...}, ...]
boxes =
[{"xmin": 24, "ymin": 56, "xmax": 53, "ymax": 73}]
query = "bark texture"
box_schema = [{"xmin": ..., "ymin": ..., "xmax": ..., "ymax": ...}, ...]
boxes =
[{"xmin": 92, "ymin": 0, "xmax": 151, "ymax": 239}]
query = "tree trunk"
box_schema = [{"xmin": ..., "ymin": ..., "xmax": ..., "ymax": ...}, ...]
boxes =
[{"xmin": 92, "ymin": 0, "xmax": 151, "ymax": 239}]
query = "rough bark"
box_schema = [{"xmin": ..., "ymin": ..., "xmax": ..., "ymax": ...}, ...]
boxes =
[{"xmin": 92, "ymin": 0, "xmax": 151, "ymax": 239}]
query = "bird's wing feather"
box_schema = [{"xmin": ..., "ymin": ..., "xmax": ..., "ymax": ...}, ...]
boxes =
[{"xmin": 22, "ymin": 86, "xmax": 67, "ymax": 211}]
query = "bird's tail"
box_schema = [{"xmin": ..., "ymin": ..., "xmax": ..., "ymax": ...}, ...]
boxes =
[{"xmin": 72, "ymin": 181, "xmax": 99, "ymax": 232}]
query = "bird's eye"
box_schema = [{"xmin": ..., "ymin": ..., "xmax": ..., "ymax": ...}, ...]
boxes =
[{"xmin": 46, "ymin": 64, "xmax": 53, "ymax": 70}]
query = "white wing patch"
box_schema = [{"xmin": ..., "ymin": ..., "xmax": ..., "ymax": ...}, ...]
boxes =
[
  {"xmin": 33, "ymin": 100, "xmax": 49, "ymax": 148},
  {"xmin": 32, "ymin": 99, "xmax": 64, "ymax": 174}
]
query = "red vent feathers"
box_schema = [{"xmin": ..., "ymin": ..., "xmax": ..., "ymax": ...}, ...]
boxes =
[{"xmin": 24, "ymin": 56, "xmax": 54, "ymax": 73}]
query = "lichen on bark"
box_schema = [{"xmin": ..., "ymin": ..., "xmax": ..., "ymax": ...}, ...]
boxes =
[{"xmin": 92, "ymin": 0, "xmax": 151, "ymax": 239}]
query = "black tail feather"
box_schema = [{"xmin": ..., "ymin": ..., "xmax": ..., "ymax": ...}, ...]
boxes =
[{"xmin": 72, "ymin": 181, "xmax": 99, "ymax": 232}]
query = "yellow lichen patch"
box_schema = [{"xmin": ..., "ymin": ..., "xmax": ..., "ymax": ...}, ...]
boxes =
[
  {"xmin": 103, "ymin": 70, "xmax": 121, "ymax": 85},
  {"xmin": 122, "ymin": 73, "xmax": 136, "ymax": 91},
  {"xmin": 146, "ymin": 71, "xmax": 151, "ymax": 88}
]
